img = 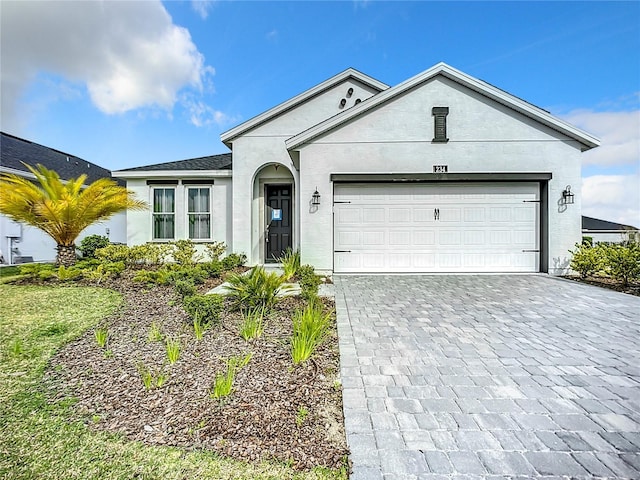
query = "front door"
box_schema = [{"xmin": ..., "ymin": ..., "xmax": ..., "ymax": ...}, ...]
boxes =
[{"xmin": 265, "ymin": 184, "xmax": 292, "ymax": 262}]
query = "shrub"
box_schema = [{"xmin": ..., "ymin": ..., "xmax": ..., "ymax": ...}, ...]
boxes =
[
  {"xmin": 225, "ymin": 266, "xmax": 287, "ymax": 311},
  {"xmin": 171, "ymin": 239, "xmax": 201, "ymax": 266},
  {"xmin": 96, "ymin": 244, "xmax": 131, "ymax": 264},
  {"xmin": 278, "ymin": 248, "xmax": 300, "ymax": 281},
  {"xmin": 201, "ymin": 260, "xmax": 223, "ymax": 278},
  {"xmin": 18, "ymin": 263, "xmax": 54, "ymax": 280},
  {"xmin": 183, "ymin": 294, "xmax": 224, "ymax": 326},
  {"xmin": 604, "ymin": 243, "xmax": 640, "ymax": 287},
  {"xmin": 166, "ymin": 265, "xmax": 208, "ymax": 285},
  {"xmin": 130, "ymin": 243, "xmax": 173, "ymax": 265},
  {"xmin": 569, "ymin": 242, "xmax": 604, "ymax": 279},
  {"xmin": 298, "ymin": 264, "xmax": 322, "ymax": 301},
  {"xmin": 78, "ymin": 235, "xmax": 110, "ymax": 259},
  {"xmin": 221, "ymin": 253, "xmax": 247, "ymax": 271},
  {"xmin": 175, "ymin": 279, "xmax": 197, "ymax": 299},
  {"xmin": 290, "ymin": 300, "xmax": 332, "ymax": 365},
  {"xmin": 204, "ymin": 241, "xmax": 227, "ymax": 262},
  {"xmin": 54, "ymin": 265, "xmax": 82, "ymax": 281}
]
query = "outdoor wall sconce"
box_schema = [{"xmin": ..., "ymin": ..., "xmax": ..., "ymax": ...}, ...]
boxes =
[
  {"xmin": 562, "ymin": 185, "xmax": 575, "ymax": 205},
  {"xmin": 311, "ymin": 188, "xmax": 321, "ymax": 206}
]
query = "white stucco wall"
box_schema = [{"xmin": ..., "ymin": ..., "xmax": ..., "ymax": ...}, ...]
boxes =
[
  {"xmin": 293, "ymin": 76, "xmax": 584, "ymax": 274},
  {"xmin": 124, "ymin": 176, "xmax": 233, "ymax": 255},
  {"xmin": 0, "ymin": 212, "xmax": 126, "ymax": 264},
  {"xmin": 230, "ymin": 78, "xmax": 380, "ymax": 264}
]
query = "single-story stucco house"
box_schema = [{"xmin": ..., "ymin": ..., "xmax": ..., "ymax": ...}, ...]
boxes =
[
  {"xmin": 114, "ymin": 62, "xmax": 600, "ymax": 275},
  {"xmin": 0, "ymin": 132, "xmax": 127, "ymax": 264},
  {"xmin": 582, "ymin": 216, "xmax": 640, "ymax": 244}
]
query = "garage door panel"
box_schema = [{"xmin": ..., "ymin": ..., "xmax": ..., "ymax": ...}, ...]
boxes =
[{"xmin": 334, "ymin": 182, "xmax": 539, "ymax": 273}]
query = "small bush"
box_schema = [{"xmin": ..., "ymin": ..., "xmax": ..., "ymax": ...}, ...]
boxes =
[
  {"xmin": 166, "ymin": 265, "xmax": 208, "ymax": 285},
  {"xmin": 54, "ymin": 265, "xmax": 82, "ymax": 282},
  {"xmin": 201, "ymin": 260, "xmax": 223, "ymax": 278},
  {"xmin": 171, "ymin": 239, "xmax": 201, "ymax": 266},
  {"xmin": 130, "ymin": 243, "xmax": 173, "ymax": 265},
  {"xmin": 290, "ymin": 300, "xmax": 332, "ymax": 365},
  {"xmin": 221, "ymin": 253, "xmax": 247, "ymax": 271},
  {"xmin": 175, "ymin": 279, "xmax": 197, "ymax": 299},
  {"xmin": 604, "ymin": 243, "xmax": 640, "ymax": 287},
  {"xmin": 96, "ymin": 244, "xmax": 131, "ymax": 264},
  {"xmin": 204, "ymin": 242, "xmax": 227, "ymax": 262},
  {"xmin": 298, "ymin": 264, "xmax": 322, "ymax": 301},
  {"xmin": 79, "ymin": 235, "xmax": 110, "ymax": 259},
  {"xmin": 225, "ymin": 266, "xmax": 287, "ymax": 311},
  {"xmin": 278, "ymin": 248, "xmax": 300, "ymax": 281},
  {"xmin": 18, "ymin": 263, "xmax": 54, "ymax": 279},
  {"xmin": 569, "ymin": 243, "xmax": 604, "ymax": 279},
  {"xmin": 183, "ymin": 294, "xmax": 224, "ymax": 326}
]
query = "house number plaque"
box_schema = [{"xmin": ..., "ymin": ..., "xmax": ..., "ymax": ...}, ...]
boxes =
[{"xmin": 433, "ymin": 165, "xmax": 448, "ymax": 173}]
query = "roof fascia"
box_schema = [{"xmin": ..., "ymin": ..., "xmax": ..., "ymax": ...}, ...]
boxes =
[
  {"xmin": 285, "ymin": 62, "xmax": 600, "ymax": 151},
  {"xmin": 113, "ymin": 170, "xmax": 232, "ymax": 179},
  {"xmin": 0, "ymin": 165, "xmax": 91, "ymax": 187},
  {"xmin": 220, "ymin": 68, "xmax": 389, "ymax": 147}
]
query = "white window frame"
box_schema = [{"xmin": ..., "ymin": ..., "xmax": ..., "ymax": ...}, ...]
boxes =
[
  {"xmin": 186, "ymin": 185, "xmax": 213, "ymax": 241},
  {"xmin": 151, "ymin": 187, "xmax": 176, "ymax": 240}
]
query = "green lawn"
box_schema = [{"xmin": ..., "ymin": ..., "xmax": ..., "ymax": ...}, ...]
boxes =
[{"xmin": 0, "ymin": 284, "xmax": 347, "ymax": 480}]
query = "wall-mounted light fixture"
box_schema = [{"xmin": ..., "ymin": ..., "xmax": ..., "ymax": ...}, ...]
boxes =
[
  {"xmin": 562, "ymin": 185, "xmax": 575, "ymax": 205},
  {"xmin": 311, "ymin": 188, "xmax": 321, "ymax": 206}
]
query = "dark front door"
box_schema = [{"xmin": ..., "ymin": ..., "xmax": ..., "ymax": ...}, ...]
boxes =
[{"xmin": 265, "ymin": 184, "xmax": 292, "ymax": 262}]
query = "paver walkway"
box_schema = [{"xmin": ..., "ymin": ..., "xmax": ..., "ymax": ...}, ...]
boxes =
[{"xmin": 334, "ymin": 275, "xmax": 640, "ymax": 479}]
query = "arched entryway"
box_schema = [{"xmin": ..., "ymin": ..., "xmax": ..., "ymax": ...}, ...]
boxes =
[{"xmin": 251, "ymin": 163, "xmax": 297, "ymax": 264}]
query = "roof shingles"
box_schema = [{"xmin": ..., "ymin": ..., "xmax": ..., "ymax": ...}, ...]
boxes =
[{"xmin": 117, "ymin": 153, "xmax": 232, "ymax": 172}]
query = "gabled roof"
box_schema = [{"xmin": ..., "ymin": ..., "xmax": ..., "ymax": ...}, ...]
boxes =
[
  {"xmin": 220, "ymin": 68, "xmax": 389, "ymax": 146},
  {"xmin": 285, "ymin": 62, "xmax": 601, "ymax": 151},
  {"xmin": 582, "ymin": 215, "xmax": 639, "ymax": 232},
  {"xmin": 0, "ymin": 131, "xmax": 115, "ymax": 184},
  {"xmin": 116, "ymin": 153, "xmax": 232, "ymax": 172}
]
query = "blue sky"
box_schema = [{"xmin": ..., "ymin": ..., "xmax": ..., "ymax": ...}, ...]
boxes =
[{"xmin": 1, "ymin": 1, "xmax": 639, "ymax": 225}]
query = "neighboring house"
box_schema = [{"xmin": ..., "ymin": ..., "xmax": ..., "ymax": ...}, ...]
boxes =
[
  {"xmin": 114, "ymin": 62, "xmax": 600, "ymax": 275},
  {"xmin": 0, "ymin": 132, "xmax": 127, "ymax": 264},
  {"xmin": 582, "ymin": 216, "xmax": 640, "ymax": 244}
]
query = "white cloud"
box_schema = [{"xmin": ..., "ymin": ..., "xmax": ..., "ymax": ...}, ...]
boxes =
[
  {"xmin": 582, "ymin": 174, "xmax": 640, "ymax": 228},
  {"xmin": 266, "ymin": 29, "xmax": 279, "ymax": 41},
  {"xmin": 182, "ymin": 94, "xmax": 238, "ymax": 128},
  {"xmin": 560, "ymin": 108, "xmax": 640, "ymax": 166},
  {"xmin": 1, "ymin": 0, "xmax": 215, "ymax": 128},
  {"xmin": 191, "ymin": 1, "xmax": 215, "ymax": 20}
]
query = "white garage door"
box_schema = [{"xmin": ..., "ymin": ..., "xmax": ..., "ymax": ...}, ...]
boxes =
[{"xmin": 334, "ymin": 182, "xmax": 539, "ymax": 273}]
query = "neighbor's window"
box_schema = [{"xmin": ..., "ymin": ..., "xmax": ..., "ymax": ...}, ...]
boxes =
[
  {"xmin": 153, "ymin": 188, "xmax": 175, "ymax": 240},
  {"xmin": 187, "ymin": 187, "xmax": 211, "ymax": 239}
]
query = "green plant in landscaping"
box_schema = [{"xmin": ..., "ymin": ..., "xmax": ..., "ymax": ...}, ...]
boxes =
[
  {"xmin": 299, "ymin": 264, "xmax": 322, "ymax": 301},
  {"xmin": 295, "ymin": 406, "xmax": 309, "ymax": 427},
  {"xmin": 193, "ymin": 315, "xmax": 207, "ymax": 340},
  {"xmin": 204, "ymin": 241, "xmax": 227, "ymax": 262},
  {"xmin": 18, "ymin": 263, "xmax": 55, "ymax": 280},
  {"xmin": 9, "ymin": 338, "xmax": 24, "ymax": 357},
  {"xmin": 96, "ymin": 243, "xmax": 131, "ymax": 264},
  {"xmin": 182, "ymin": 294, "xmax": 224, "ymax": 326},
  {"xmin": 79, "ymin": 234, "xmax": 110, "ymax": 259},
  {"xmin": 137, "ymin": 363, "xmax": 167, "ymax": 390},
  {"xmin": 171, "ymin": 239, "xmax": 201, "ymax": 266},
  {"xmin": 53, "ymin": 265, "xmax": 82, "ymax": 282},
  {"xmin": 604, "ymin": 243, "xmax": 640, "ymax": 287},
  {"xmin": 225, "ymin": 266, "xmax": 287, "ymax": 311},
  {"xmin": 290, "ymin": 301, "xmax": 332, "ymax": 365},
  {"xmin": 278, "ymin": 248, "xmax": 300, "ymax": 281},
  {"xmin": 569, "ymin": 242, "xmax": 605, "ymax": 279},
  {"xmin": 210, "ymin": 353, "xmax": 252, "ymax": 399},
  {"xmin": 165, "ymin": 338, "xmax": 181, "ymax": 364},
  {"xmin": 167, "ymin": 265, "xmax": 208, "ymax": 285},
  {"xmin": 148, "ymin": 322, "xmax": 163, "ymax": 342},
  {"xmin": 94, "ymin": 326, "xmax": 109, "ymax": 348},
  {"xmin": 175, "ymin": 279, "xmax": 197, "ymax": 298},
  {"xmin": 221, "ymin": 252, "xmax": 247, "ymax": 270},
  {"xmin": 82, "ymin": 264, "xmax": 112, "ymax": 284},
  {"xmin": 239, "ymin": 306, "xmax": 265, "ymax": 341}
]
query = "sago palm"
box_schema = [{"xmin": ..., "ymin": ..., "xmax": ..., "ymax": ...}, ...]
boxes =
[{"xmin": 0, "ymin": 163, "xmax": 147, "ymax": 266}]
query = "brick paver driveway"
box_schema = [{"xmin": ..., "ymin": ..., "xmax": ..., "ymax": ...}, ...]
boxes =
[{"xmin": 334, "ymin": 275, "xmax": 640, "ymax": 479}]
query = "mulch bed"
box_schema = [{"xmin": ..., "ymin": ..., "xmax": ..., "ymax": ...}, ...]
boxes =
[
  {"xmin": 42, "ymin": 274, "xmax": 349, "ymax": 471},
  {"xmin": 562, "ymin": 275, "xmax": 640, "ymax": 297}
]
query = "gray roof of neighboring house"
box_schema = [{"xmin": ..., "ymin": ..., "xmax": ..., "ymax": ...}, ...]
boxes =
[
  {"xmin": 1, "ymin": 131, "xmax": 117, "ymax": 184},
  {"xmin": 582, "ymin": 215, "xmax": 639, "ymax": 231},
  {"xmin": 118, "ymin": 153, "xmax": 232, "ymax": 172}
]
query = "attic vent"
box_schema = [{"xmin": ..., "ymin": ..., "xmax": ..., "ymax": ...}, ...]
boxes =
[
  {"xmin": 355, "ymin": 98, "xmax": 362, "ymax": 105},
  {"xmin": 347, "ymin": 87, "xmax": 354, "ymax": 97},
  {"xmin": 339, "ymin": 98, "xmax": 347, "ymax": 108},
  {"xmin": 432, "ymin": 107, "xmax": 449, "ymax": 143}
]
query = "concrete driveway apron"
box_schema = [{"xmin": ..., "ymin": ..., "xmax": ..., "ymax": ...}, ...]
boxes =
[{"xmin": 334, "ymin": 275, "xmax": 640, "ymax": 480}]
